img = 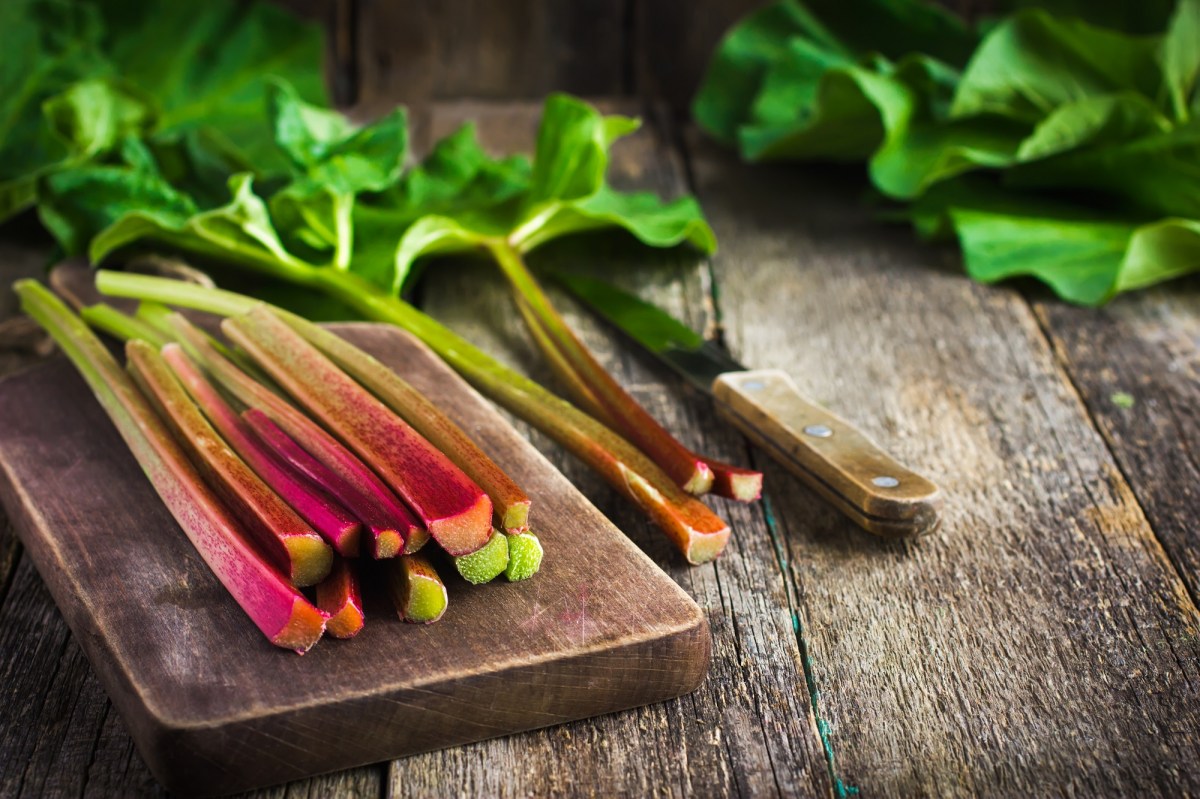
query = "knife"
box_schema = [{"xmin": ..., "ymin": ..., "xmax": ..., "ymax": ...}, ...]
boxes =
[{"xmin": 553, "ymin": 272, "xmax": 943, "ymax": 538}]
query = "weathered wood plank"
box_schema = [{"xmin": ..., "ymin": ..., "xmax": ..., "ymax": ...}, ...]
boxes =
[
  {"xmin": 354, "ymin": 0, "xmax": 627, "ymax": 116},
  {"xmin": 1033, "ymin": 286, "xmax": 1200, "ymax": 604},
  {"xmin": 684, "ymin": 137, "xmax": 1200, "ymax": 797},
  {"xmin": 395, "ymin": 100, "xmax": 832, "ymax": 798}
]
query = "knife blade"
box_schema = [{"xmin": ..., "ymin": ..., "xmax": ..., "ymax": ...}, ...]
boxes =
[{"xmin": 553, "ymin": 272, "xmax": 943, "ymax": 538}]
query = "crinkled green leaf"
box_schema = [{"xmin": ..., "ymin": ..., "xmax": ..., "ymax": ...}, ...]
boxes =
[
  {"xmin": 95, "ymin": 0, "xmax": 327, "ymax": 173},
  {"xmin": 1014, "ymin": 93, "xmax": 1171, "ymax": 160},
  {"xmin": 1006, "ymin": 120, "xmax": 1200, "ymax": 218},
  {"xmin": 998, "ymin": 0, "xmax": 1177, "ymax": 36},
  {"xmin": 90, "ymin": 173, "xmax": 316, "ymax": 280},
  {"xmin": 950, "ymin": 11, "xmax": 1162, "ymax": 122},
  {"xmin": 387, "ymin": 95, "xmax": 715, "ymax": 292},
  {"xmin": 0, "ymin": 0, "xmax": 110, "ymax": 220},
  {"xmin": 952, "ymin": 210, "xmax": 1200, "ymax": 305}
]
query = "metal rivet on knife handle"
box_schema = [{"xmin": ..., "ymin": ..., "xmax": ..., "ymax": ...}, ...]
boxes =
[{"xmin": 711, "ymin": 369, "xmax": 943, "ymax": 538}]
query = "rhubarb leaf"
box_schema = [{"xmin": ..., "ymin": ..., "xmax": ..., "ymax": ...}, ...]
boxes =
[
  {"xmin": 388, "ymin": 94, "xmax": 717, "ymax": 292},
  {"xmin": 694, "ymin": 0, "xmax": 1200, "ymax": 303},
  {"xmin": 0, "ymin": 0, "xmax": 111, "ymax": 221}
]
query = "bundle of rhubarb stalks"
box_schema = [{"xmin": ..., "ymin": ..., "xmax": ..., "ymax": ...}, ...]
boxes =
[{"xmin": 15, "ymin": 280, "xmax": 543, "ymax": 653}]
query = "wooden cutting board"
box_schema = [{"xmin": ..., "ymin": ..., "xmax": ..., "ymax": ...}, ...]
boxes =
[{"xmin": 0, "ymin": 323, "xmax": 710, "ymax": 797}]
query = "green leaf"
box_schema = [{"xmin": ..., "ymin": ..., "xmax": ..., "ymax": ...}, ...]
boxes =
[
  {"xmin": 512, "ymin": 186, "xmax": 717, "ymax": 254},
  {"xmin": 90, "ymin": 173, "xmax": 316, "ymax": 280},
  {"xmin": 950, "ymin": 11, "xmax": 1162, "ymax": 122},
  {"xmin": 1160, "ymin": 0, "xmax": 1200, "ymax": 121},
  {"xmin": 526, "ymin": 94, "xmax": 639, "ymax": 206},
  {"xmin": 96, "ymin": 0, "xmax": 327, "ymax": 173},
  {"xmin": 0, "ymin": 0, "xmax": 111, "ymax": 221},
  {"xmin": 1006, "ymin": 121, "xmax": 1200, "ymax": 218},
  {"xmin": 1013, "ymin": 93, "xmax": 1171, "ymax": 161},
  {"xmin": 950, "ymin": 208, "xmax": 1200, "ymax": 305}
]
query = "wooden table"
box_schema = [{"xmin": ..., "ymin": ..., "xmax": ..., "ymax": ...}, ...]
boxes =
[{"xmin": 2, "ymin": 101, "xmax": 1198, "ymax": 798}]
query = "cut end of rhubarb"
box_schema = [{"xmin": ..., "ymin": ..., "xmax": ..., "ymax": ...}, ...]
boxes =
[
  {"xmin": 324, "ymin": 603, "xmax": 365, "ymax": 639},
  {"xmin": 285, "ymin": 535, "xmax": 334, "ymax": 587},
  {"xmin": 371, "ymin": 528, "xmax": 404, "ymax": 560},
  {"xmin": 505, "ymin": 532, "xmax": 543, "ymax": 582},
  {"xmin": 333, "ymin": 522, "xmax": 363, "ymax": 558},
  {"xmin": 622, "ymin": 465, "xmax": 732, "ymax": 565},
  {"xmin": 500, "ymin": 500, "xmax": 532, "ymax": 534},
  {"xmin": 682, "ymin": 462, "xmax": 716, "ymax": 496},
  {"xmin": 403, "ymin": 526, "xmax": 430, "ymax": 554},
  {"xmin": 428, "ymin": 493, "xmax": 494, "ymax": 556},
  {"xmin": 683, "ymin": 528, "xmax": 731, "ymax": 565},
  {"xmin": 387, "ymin": 554, "xmax": 448, "ymax": 624},
  {"xmin": 704, "ymin": 458, "xmax": 764, "ymax": 502},
  {"xmin": 270, "ymin": 598, "xmax": 328, "ymax": 654},
  {"xmin": 454, "ymin": 529, "xmax": 509, "ymax": 585}
]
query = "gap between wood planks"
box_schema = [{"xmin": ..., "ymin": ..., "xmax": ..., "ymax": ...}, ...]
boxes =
[
  {"xmin": 1027, "ymin": 307, "xmax": 1200, "ymax": 616},
  {"xmin": 662, "ymin": 103, "xmax": 858, "ymax": 799}
]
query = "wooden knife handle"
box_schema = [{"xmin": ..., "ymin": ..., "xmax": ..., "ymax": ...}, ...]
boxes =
[{"xmin": 713, "ymin": 369, "xmax": 942, "ymax": 538}]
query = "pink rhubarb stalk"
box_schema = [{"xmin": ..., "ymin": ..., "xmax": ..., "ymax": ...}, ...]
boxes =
[
  {"xmin": 316, "ymin": 558, "xmax": 364, "ymax": 638},
  {"xmin": 278, "ymin": 314, "xmax": 532, "ymax": 533},
  {"xmin": 14, "ymin": 281, "xmax": 326, "ymax": 652},
  {"xmin": 168, "ymin": 313, "xmax": 427, "ymax": 558},
  {"xmin": 126, "ymin": 340, "xmax": 334, "ymax": 587},
  {"xmin": 223, "ymin": 307, "xmax": 493, "ymax": 556},
  {"xmin": 240, "ymin": 408, "xmax": 423, "ymax": 555},
  {"xmin": 161, "ymin": 344, "xmax": 362, "ymax": 557}
]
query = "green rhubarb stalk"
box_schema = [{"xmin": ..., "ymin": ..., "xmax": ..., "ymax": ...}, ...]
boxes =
[
  {"xmin": 136, "ymin": 300, "xmax": 272, "ymax": 386},
  {"xmin": 166, "ymin": 311, "xmax": 428, "ymax": 558},
  {"xmin": 453, "ymin": 528, "xmax": 509, "ymax": 585},
  {"xmin": 80, "ymin": 304, "xmax": 172, "ymax": 349},
  {"xmin": 14, "ymin": 281, "xmax": 326, "ymax": 653},
  {"xmin": 126, "ymin": 340, "xmax": 334, "ymax": 587},
  {"xmin": 276, "ymin": 315, "xmax": 532, "ymax": 533},
  {"xmin": 387, "ymin": 553, "xmax": 448, "ymax": 624},
  {"xmin": 504, "ymin": 532, "xmax": 543, "ymax": 582},
  {"xmin": 162, "ymin": 344, "xmax": 363, "ymax": 557},
  {"xmin": 315, "ymin": 557, "xmax": 364, "ymax": 639},
  {"xmin": 223, "ymin": 307, "xmax": 494, "ymax": 557},
  {"xmin": 96, "ymin": 270, "xmax": 733, "ymax": 563}
]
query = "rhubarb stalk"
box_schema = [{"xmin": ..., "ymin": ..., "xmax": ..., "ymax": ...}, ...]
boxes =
[
  {"xmin": 277, "ymin": 315, "xmax": 532, "ymax": 533},
  {"xmin": 505, "ymin": 532, "xmax": 543, "ymax": 582},
  {"xmin": 453, "ymin": 528, "xmax": 509, "ymax": 585},
  {"xmin": 223, "ymin": 307, "xmax": 493, "ymax": 557},
  {"xmin": 161, "ymin": 344, "xmax": 363, "ymax": 557},
  {"xmin": 126, "ymin": 340, "xmax": 334, "ymax": 587},
  {"xmin": 167, "ymin": 312, "xmax": 427, "ymax": 558},
  {"xmin": 316, "ymin": 558, "xmax": 364, "ymax": 638},
  {"xmin": 14, "ymin": 281, "xmax": 326, "ymax": 652},
  {"xmin": 387, "ymin": 553, "xmax": 448, "ymax": 624},
  {"xmin": 96, "ymin": 271, "xmax": 732, "ymax": 563},
  {"xmin": 80, "ymin": 304, "xmax": 172, "ymax": 349}
]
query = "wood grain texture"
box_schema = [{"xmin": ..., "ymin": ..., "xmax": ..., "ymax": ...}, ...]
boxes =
[
  {"xmin": 685, "ymin": 136, "xmax": 1200, "ymax": 797},
  {"xmin": 396, "ymin": 99, "xmax": 833, "ymax": 799},
  {"xmin": 0, "ymin": 325, "xmax": 709, "ymax": 796},
  {"xmin": 1033, "ymin": 286, "xmax": 1200, "ymax": 606}
]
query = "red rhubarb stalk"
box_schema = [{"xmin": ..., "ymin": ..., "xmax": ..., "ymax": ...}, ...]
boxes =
[
  {"xmin": 126, "ymin": 340, "xmax": 334, "ymax": 587},
  {"xmin": 277, "ymin": 314, "xmax": 532, "ymax": 533},
  {"xmin": 167, "ymin": 313, "xmax": 426, "ymax": 558},
  {"xmin": 240, "ymin": 408, "xmax": 421, "ymax": 555},
  {"xmin": 161, "ymin": 344, "xmax": 362, "ymax": 557},
  {"xmin": 224, "ymin": 307, "xmax": 493, "ymax": 556},
  {"xmin": 315, "ymin": 558, "xmax": 364, "ymax": 638},
  {"xmin": 14, "ymin": 281, "xmax": 326, "ymax": 652},
  {"xmin": 96, "ymin": 271, "xmax": 732, "ymax": 562}
]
